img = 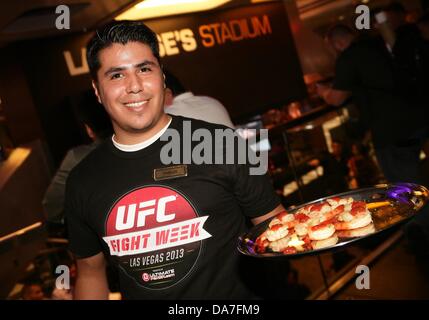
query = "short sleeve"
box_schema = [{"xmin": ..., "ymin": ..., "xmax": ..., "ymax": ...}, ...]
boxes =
[
  {"xmin": 227, "ymin": 146, "xmax": 281, "ymax": 218},
  {"xmin": 64, "ymin": 172, "xmax": 102, "ymax": 258}
]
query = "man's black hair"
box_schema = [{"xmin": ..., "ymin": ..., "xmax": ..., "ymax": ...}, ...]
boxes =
[
  {"xmin": 326, "ymin": 24, "xmax": 355, "ymax": 41},
  {"xmin": 164, "ymin": 70, "xmax": 186, "ymax": 96},
  {"xmin": 385, "ymin": 1, "xmax": 406, "ymax": 14},
  {"xmin": 86, "ymin": 20, "xmax": 161, "ymax": 81},
  {"xmin": 74, "ymin": 91, "xmax": 113, "ymax": 140},
  {"xmin": 370, "ymin": 6, "xmax": 385, "ymax": 20}
]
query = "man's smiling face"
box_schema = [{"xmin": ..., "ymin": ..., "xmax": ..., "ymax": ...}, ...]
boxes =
[{"xmin": 93, "ymin": 41, "xmax": 168, "ymax": 144}]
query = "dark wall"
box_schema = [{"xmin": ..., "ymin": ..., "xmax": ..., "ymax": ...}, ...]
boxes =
[
  {"xmin": 145, "ymin": 2, "xmax": 307, "ymax": 121},
  {"xmin": 11, "ymin": 1, "xmax": 306, "ymax": 164},
  {"xmin": 15, "ymin": 33, "xmax": 94, "ymax": 165},
  {"xmin": 0, "ymin": 48, "xmax": 44, "ymax": 147}
]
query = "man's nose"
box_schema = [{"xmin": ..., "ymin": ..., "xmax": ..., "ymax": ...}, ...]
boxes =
[{"xmin": 126, "ymin": 74, "xmax": 143, "ymax": 93}]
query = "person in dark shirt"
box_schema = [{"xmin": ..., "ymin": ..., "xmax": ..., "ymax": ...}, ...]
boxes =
[
  {"xmin": 385, "ymin": 2, "xmax": 428, "ymax": 108},
  {"xmin": 317, "ymin": 23, "xmax": 429, "ymax": 257},
  {"xmin": 43, "ymin": 91, "xmax": 113, "ymax": 225},
  {"xmin": 317, "ymin": 24, "xmax": 428, "ymax": 184},
  {"xmin": 65, "ymin": 20, "xmax": 285, "ymax": 300}
]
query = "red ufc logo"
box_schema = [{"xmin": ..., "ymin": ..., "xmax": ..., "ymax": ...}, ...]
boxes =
[{"xmin": 115, "ymin": 195, "xmax": 176, "ymax": 231}]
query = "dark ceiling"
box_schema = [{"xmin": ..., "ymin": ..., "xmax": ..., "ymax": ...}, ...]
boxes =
[
  {"xmin": 1, "ymin": 0, "xmax": 421, "ymax": 47},
  {"xmin": 0, "ymin": 0, "xmax": 260, "ymax": 47},
  {"xmin": 0, "ymin": 0, "xmax": 139, "ymax": 46}
]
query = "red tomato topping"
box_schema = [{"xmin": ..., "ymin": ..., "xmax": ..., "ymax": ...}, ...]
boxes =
[
  {"xmin": 302, "ymin": 235, "xmax": 311, "ymax": 244},
  {"xmin": 351, "ymin": 206, "xmax": 365, "ymax": 216},
  {"xmin": 270, "ymin": 224, "xmax": 284, "ymax": 231},
  {"xmin": 295, "ymin": 213, "xmax": 310, "ymax": 223},
  {"xmin": 310, "ymin": 203, "xmax": 324, "ymax": 211},
  {"xmin": 352, "ymin": 201, "xmax": 366, "ymax": 209},
  {"xmin": 332, "ymin": 205, "xmax": 345, "ymax": 215}
]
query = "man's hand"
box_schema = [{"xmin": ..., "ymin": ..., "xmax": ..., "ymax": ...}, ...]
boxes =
[
  {"xmin": 251, "ymin": 204, "xmax": 286, "ymax": 225},
  {"xmin": 316, "ymin": 83, "xmax": 331, "ymax": 98},
  {"xmin": 317, "ymin": 84, "xmax": 351, "ymax": 106}
]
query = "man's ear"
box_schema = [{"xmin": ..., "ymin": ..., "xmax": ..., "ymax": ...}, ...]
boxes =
[{"xmin": 92, "ymin": 80, "xmax": 102, "ymax": 104}]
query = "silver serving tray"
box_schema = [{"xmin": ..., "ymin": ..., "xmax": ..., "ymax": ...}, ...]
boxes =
[{"xmin": 238, "ymin": 183, "xmax": 429, "ymax": 258}]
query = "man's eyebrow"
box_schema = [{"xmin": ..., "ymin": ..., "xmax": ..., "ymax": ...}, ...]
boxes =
[
  {"xmin": 136, "ymin": 61, "xmax": 157, "ymax": 69},
  {"xmin": 104, "ymin": 60, "xmax": 158, "ymax": 77}
]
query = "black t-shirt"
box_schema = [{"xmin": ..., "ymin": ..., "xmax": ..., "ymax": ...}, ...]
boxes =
[
  {"xmin": 333, "ymin": 37, "xmax": 428, "ymax": 147},
  {"xmin": 393, "ymin": 23, "xmax": 429, "ymax": 106},
  {"xmin": 64, "ymin": 115, "xmax": 280, "ymax": 299}
]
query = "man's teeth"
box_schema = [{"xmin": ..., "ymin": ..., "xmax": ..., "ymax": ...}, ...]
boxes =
[{"xmin": 125, "ymin": 101, "xmax": 148, "ymax": 108}]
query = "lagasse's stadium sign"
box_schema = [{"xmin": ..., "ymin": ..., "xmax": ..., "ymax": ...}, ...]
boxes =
[
  {"xmin": 158, "ymin": 14, "xmax": 272, "ymax": 56},
  {"xmin": 63, "ymin": 14, "xmax": 272, "ymax": 76}
]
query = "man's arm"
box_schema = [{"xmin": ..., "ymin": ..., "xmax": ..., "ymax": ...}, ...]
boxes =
[
  {"xmin": 74, "ymin": 252, "xmax": 109, "ymax": 300},
  {"xmin": 317, "ymin": 85, "xmax": 351, "ymax": 107},
  {"xmin": 251, "ymin": 204, "xmax": 286, "ymax": 225}
]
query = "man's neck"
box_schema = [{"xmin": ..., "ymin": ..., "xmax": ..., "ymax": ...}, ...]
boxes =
[{"xmin": 113, "ymin": 114, "xmax": 171, "ymax": 145}]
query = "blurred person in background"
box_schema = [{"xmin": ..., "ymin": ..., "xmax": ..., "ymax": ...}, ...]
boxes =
[
  {"xmin": 384, "ymin": 2, "xmax": 428, "ymax": 113},
  {"xmin": 21, "ymin": 282, "xmax": 47, "ymax": 300},
  {"xmin": 318, "ymin": 23, "xmax": 429, "ymax": 257},
  {"xmin": 317, "ymin": 24, "xmax": 428, "ymax": 185},
  {"xmin": 43, "ymin": 91, "xmax": 113, "ymax": 226},
  {"xmin": 163, "ymin": 70, "xmax": 234, "ymax": 128}
]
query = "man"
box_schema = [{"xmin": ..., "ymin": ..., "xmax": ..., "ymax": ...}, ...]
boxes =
[
  {"xmin": 384, "ymin": 2, "xmax": 428, "ymax": 111},
  {"xmin": 318, "ymin": 24, "xmax": 429, "ymax": 256},
  {"xmin": 163, "ymin": 70, "xmax": 234, "ymax": 128},
  {"xmin": 317, "ymin": 24, "xmax": 427, "ymax": 184},
  {"xmin": 384, "ymin": 1, "xmax": 410, "ymax": 31},
  {"xmin": 65, "ymin": 20, "xmax": 284, "ymax": 300}
]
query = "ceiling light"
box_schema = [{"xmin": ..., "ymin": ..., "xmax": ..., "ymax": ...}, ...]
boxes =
[{"xmin": 116, "ymin": 0, "xmax": 231, "ymax": 21}]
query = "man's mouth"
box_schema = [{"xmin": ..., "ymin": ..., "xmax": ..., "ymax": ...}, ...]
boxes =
[{"xmin": 123, "ymin": 100, "xmax": 148, "ymax": 108}]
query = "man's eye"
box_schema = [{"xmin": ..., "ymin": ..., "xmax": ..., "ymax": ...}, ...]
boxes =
[
  {"xmin": 110, "ymin": 73, "xmax": 123, "ymax": 80},
  {"xmin": 140, "ymin": 66, "xmax": 152, "ymax": 73}
]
